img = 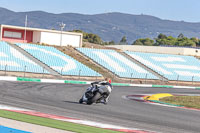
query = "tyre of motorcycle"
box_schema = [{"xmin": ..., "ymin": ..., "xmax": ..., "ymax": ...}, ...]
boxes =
[
  {"xmin": 86, "ymin": 92, "xmax": 101, "ymax": 105},
  {"xmin": 79, "ymin": 90, "xmax": 93, "ymax": 104},
  {"xmin": 79, "ymin": 97, "xmax": 83, "ymax": 104}
]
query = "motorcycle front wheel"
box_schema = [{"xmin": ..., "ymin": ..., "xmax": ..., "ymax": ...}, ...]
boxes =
[{"xmin": 79, "ymin": 98, "xmax": 83, "ymax": 104}]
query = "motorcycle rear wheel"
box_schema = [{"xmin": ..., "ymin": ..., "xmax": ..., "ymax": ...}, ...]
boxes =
[{"xmin": 86, "ymin": 92, "xmax": 101, "ymax": 105}]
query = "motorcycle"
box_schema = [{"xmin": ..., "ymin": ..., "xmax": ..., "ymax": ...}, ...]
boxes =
[{"xmin": 79, "ymin": 84, "xmax": 112, "ymax": 105}]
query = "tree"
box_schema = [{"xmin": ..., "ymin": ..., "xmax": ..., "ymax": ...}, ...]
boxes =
[
  {"xmin": 120, "ymin": 36, "xmax": 127, "ymax": 44},
  {"xmin": 155, "ymin": 35, "xmax": 176, "ymax": 46},
  {"xmin": 157, "ymin": 33, "xmax": 167, "ymax": 39},
  {"xmin": 176, "ymin": 37, "xmax": 196, "ymax": 47},
  {"xmin": 190, "ymin": 37, "xmax": 199, "ymax": 46},
  {"xmin": 132, "ymin": 39, "xmax": 143, "ymax": 45},
  {"xmin": 72, "ymin": 30, "xmax": 103, "ymax": 44},
  {"xmin": 197, "ymin": 39, "xmax": 200, "ymax": 47},
  {"xmin": 102, "ymin": 40, "xmax": 115, "ymax": 45},
  {"xmin": 86, "ymin": 33, "xmax": 102, "ymax": 44},
  {"xmin": 108, "ymin": 41, "xmax": 115, "ymax": 45},
  {"xmin": 132, "ymin": 38, "xmax": 154, "ymax": 46}
]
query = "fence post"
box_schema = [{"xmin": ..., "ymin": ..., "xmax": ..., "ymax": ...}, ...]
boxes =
[
  {"xmin": 113, "ymin": 72, "xmax": 115, "ymax": 82},
  {"xmin": 79, "ymin": 69, "xmax": 81, "ymax": 80},
  {"xmin": 192, "ymin": 76, "xmax": 194, "ymax": 85},
  {"xmin": 96, "ymin": 71, "xmax": 98, "ymax": 81},
  {"xmin": 145, "ymin": 73, "xmax": 148, "ymax": 84},
  {"xmin": 130, "ymin": 73, "xmax": 133, "ymax": 83},
  {"xmin": 176, "ymin": 75, "xmax": 179, "ymax": 86},
  {"xmin": 61, "ymin": 68, "xmax": 63, "ymax": 76},
  {"xmin": 42, "ymin": 67, "xmax": 45, "ymax": 78},
  {"xmin": 24, "ymin": 65, "xmax": 26, "ymax": 77},
  {"xmin": 4, "ymin": 64, "xmax": 7, "ymax": 76},
  {"xmin": 162, "ymin": 75, "xmax": 164, "ymax": 84}
]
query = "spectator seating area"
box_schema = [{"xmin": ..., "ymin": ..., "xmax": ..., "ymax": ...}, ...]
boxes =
[
  {"xmin": 77, "ymin": 48, "xmax": 158, "ymax": 79},
  {"xmin": 0, "ymin": 41, "xmax": 49, "ymax": 74},
  {"xmin": 16, "ymin": 43, "xmax": 101, "ymax": 77},
  {"xmin": 1, "ymin": 40, "xmax": 200, "ymax": 81},
  {"xmin": 125, "ymin": 51, "xmax": 200, "ymax": 81}
]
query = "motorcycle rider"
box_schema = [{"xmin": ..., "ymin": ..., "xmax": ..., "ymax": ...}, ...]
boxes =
[{"xmin": 90, "ymin": 78, "xmax": 112, "ymax": 104}]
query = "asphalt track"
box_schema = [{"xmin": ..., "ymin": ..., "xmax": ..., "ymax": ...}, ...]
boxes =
[{"xmin": 0, "ymin": 81, "xmax": 200, "ymax": 133}]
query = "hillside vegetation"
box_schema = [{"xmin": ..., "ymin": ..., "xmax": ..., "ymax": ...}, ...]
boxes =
[
  {"xmin": 133, "ymin": 33, "xmax": 200, "ymax": 47},
  {"xmin": 72, "ymin": 30, "xmax": 200, "ymax": 48}
]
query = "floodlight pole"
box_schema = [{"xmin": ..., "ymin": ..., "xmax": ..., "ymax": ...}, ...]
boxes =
[
  {"xmin": 59, "ymin": 22, "xmax": 66, "ymax": 46},
  {"xmin": 24, "ymin": 15, "xmax": 28, "ymax": 43}
]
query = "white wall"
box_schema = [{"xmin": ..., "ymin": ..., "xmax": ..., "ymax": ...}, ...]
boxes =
[
  {"xmin": 40, "ymin": 32, "xmax": 81, "ymax": 47},
  {"xmin": 61, "ymin": 33, "xmax": 81, "ymax": 47},
  {"xmin": 33, "ymin": 31, "xmax": 41, "ymax": 43},
  {"xmin": 183, "ymin": 48, "xmax": 200, "ymax": 56},
  {"xmin": 106, "ymin": 45, "xmax": 200, "ymax": 56}
]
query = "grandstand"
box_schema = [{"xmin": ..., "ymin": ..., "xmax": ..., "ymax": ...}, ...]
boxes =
[
  {"xmin": 15, "ymin": 43, "xmax": 102, "ymax": 77},
  {"xmin": 77, "ymin": 48, "xmax": 159, "ymax": 80},
  {"xmin": 0, "ymin": 41, "xmax": 49, "ymax": 74},
  {"xmin": 125, "ymin": 51, "xmax": 200, "ymax": 82},
  {"xmin": 1, "ymin": 39, "xmax": 200, "ymax": 84}
]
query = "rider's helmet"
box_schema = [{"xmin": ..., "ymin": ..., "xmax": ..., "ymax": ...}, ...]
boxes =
[
  {"xmin": 105, "ymin": 77, "xmax": 111, "ymax": 84},
  {"xmin": 108, "ymin": 79, "xmax": 111, "ymax": 84}
]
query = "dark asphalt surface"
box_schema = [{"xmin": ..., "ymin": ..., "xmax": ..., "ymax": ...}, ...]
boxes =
[{"xmin": 0, "ymin": 81, "xmax": 200, "ymax": 133}]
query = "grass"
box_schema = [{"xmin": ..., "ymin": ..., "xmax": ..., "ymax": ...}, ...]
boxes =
[
  {"xmin": 0, "ymin": 110, "xmax": 122, "ymax": 133},
  {"xmin": 160, "ymin": 96, "xmax": 200, "ymax": 109}
]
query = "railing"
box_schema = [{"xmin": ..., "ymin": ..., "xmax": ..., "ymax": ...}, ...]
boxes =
[
  {"xmin": 0, "ymin": 65, "xmax": 47, "ymax": 78},
  {"xmin": 0, "ymin": 64, "xmax": 199, "ymax": 85}
]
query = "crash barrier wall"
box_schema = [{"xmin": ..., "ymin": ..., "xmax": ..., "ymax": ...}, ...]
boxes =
[
  {"xmin": 125, "ymin": 51, "xmax": 200, "ymax": 82},
  {"xmin": 0, "ymin": 41, "xmax": 49, "ymax": 74},
  {"xmin": 1, "ymin": 76, "xmax": 199, "ymax": 90},
  {"xmin": 15, "ymin": 43, "xmax": 102, "ymax": 77},
  {"xmin": 77, "ymin": 48, "xmax": 158, "ymax": 79}
]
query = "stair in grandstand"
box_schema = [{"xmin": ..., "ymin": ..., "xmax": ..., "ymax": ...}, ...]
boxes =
[
  {"xmin": 119, "ymin": 51, "xmax": 168, "ymax": 81},
  {"xmin": 73, "ymin": 47, "xmax": 123, "ymax": 81},
  {"xmin": 54, "ymin": 46, "xmax": 112, "ymax": 77}
]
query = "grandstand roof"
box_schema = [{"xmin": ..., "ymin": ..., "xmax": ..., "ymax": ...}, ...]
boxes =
[{"xmin": 0, "ymin": 24, "xmax": 82, "ymax": 36}]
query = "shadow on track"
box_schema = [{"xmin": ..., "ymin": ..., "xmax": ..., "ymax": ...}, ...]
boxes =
[
  {"xmin": 63, "ymin": 101, "xmax": 105, "ymax": 106},
  {"xmin": 63, "ymin": 100, "xmax": 81, "ymax": 104}
]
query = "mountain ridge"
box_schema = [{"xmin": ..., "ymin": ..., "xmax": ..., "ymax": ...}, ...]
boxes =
[{"xmin": 0, "ymin": 7, "xmax": 200, "ymax": 43}]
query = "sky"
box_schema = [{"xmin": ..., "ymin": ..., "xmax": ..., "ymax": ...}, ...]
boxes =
[{"xmin": 0, "ymin": 0, "xmax": 199, "ymax": 22}]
